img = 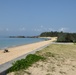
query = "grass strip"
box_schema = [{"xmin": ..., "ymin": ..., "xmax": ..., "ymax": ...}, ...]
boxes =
[{"xmin": 7, "ymin": 54, "xmax": 45, "ymax": 73}]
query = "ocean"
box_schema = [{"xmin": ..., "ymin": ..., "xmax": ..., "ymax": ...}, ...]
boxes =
[{"xmin": 0, "ymin": 38, "xmax": 45, "ymax": 49}]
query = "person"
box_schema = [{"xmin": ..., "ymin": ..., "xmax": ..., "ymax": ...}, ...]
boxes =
[{"xmin": 4, "ymin": 49, "xmax": 9, "ymax": 53}]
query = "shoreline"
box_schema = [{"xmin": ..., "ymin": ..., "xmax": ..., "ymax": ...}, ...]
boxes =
[
  {"xmin": 0, "ymin": 40, "xmax": 44, "ymax": 50},
  {"xmin": 0, "ymin": 37, "xmax": 53, "ymax": 50},
  {"xmin": 0, "ymin": 38, "xmax": 45, "ymax": 50},
  {"xmin": 0, "ymin": 41, "xmax": 52, "ymax": 74},
  {"xmin": 0, "ymin": 37, "xmax": 56, "ymax": 65}
]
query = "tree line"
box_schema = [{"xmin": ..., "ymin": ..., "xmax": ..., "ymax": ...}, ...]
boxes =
[{"xmin": 40, "ymin": 31, "xmax": 76, "ymax": 42}]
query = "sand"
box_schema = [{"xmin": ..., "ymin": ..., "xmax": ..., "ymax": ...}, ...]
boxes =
[
  {"xmin": 8, "ymin": 44, "xmax": 76, "ymax": 75},
  {"xmin": 0, "ymin": 37, "xmax": 56, "ymax": 65}
]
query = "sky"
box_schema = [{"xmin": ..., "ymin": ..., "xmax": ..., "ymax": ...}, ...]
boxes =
[{"xmin": 0, "ymin": 0, "xmax": 76, "ymax": 36}]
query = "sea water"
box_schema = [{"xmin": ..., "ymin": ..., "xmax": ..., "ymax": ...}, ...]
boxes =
[{"xmin": 0, "ymin": 38, "xmax": 45, "ymax": 49}]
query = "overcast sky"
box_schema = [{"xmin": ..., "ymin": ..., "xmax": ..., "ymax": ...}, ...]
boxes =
[{"xmin": 0, "ymin": 0, "xmax": 76, "ymax": 36}]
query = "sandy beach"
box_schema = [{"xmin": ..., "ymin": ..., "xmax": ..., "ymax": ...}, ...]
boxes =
[
  {"xmin": 7, "ymin": 42, "xmax": 76, "ymax": 75},
  {"xmin": 0, "ymin": 37, "xmax": 56, "ymax": 65}
]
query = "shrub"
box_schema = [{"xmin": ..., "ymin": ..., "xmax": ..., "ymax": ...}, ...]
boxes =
[
  {"xmin": 57, "ymin": 33, "xmax": 76, "ymax": 42},
  {"xmin": 7, "ymin": 54, "xmax": 45, "ymax": 73}
]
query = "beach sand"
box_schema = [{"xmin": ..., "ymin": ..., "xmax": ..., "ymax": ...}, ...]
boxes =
[
  {"xmin": 0, "ymin": 37, "xmax": 56, "ymax": 65},
  {"xmin": 8, "ymin": 44, "xmax": 76, "ymax": 75}
]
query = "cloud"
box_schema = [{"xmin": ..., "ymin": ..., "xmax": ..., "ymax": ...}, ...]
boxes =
[
  {"xmin": 40, "ymin": 25, "xmax": 43, "ymax": 28},
  {"xmin": 59, "ymin": 27, "xmax": 68, "ymax": 32},
  {"xmin": 33, "ymin": 29, "xmax": 41, "ymax": 32},
  {"xmin": 6, "ymin": 28, "xmax": 9, "ymax": 31},
  {"xmin": 19, "ymin": 27, "xmax": 26, "ymax": 31},
  {"xmin": 48, "ymin": 28, "xmax": 54, "ymax": 31},
  {"xmin": 0, "ymin": 28, "xmax": 9, "ymax": 32},
  {"xmin": 32, "ymin": 26, "xmax": 55, "ymax": 32}
]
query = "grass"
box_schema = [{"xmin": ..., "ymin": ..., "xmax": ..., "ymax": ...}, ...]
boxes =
[
  {"xmin": 36, "ymin": 44, "xmax": 76, "ymax": 59},
  {"xmin": 59, "ymin": 71, "xmax": 67, "ymax": 74},
  {"xmin": 14, "ymin": 70, "xmax": 31, "ymax": 75},
  {"xmin": 7, "ymin": 54, "xmax": 45, "ymax": 73},
  {"xmin": 7, "ymin": 44, "xmax": 76, "ymax": 75}
]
